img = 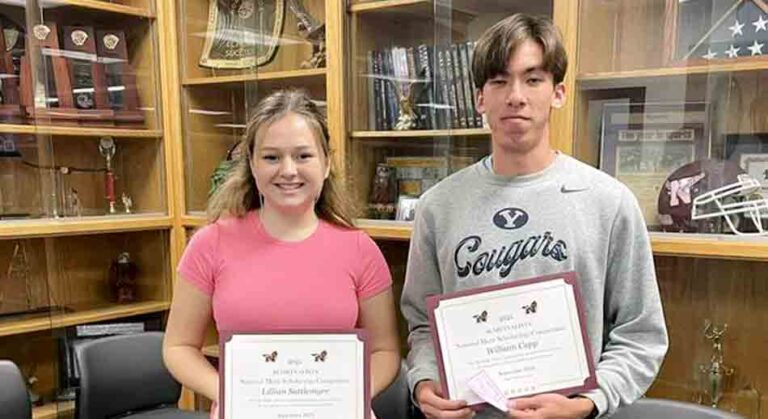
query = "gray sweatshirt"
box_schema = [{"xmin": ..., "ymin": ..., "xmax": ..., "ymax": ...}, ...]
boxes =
[{"xmin": 401, "ymin": 153, "xmax": 668, "ymax": 418}]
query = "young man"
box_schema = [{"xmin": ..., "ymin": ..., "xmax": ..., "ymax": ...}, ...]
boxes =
[{"xmin": 401, "ymin": 14, "xmax": 668, "ymax": 419}]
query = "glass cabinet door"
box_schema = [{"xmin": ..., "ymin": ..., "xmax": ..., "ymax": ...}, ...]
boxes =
[
  {"xmin": 575, "ymin": 1, "xmax": 768, "ymax": 416},
  {"xmin": 178, "ymin": 0, "xmax": 328, "ymax": 216},
  {"xmin": 347, "ymin": 0, "xmax": 554, "ymax": 234},
  {"xmin": 0, "ymin": 0, "xmax": 171, "ymax": 416}
]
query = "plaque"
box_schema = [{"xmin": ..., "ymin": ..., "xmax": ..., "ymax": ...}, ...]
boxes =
[
  {"xmin": 63, "ymin": 25, "xmax": 113, "ymax": 125},
  {"xmin": 199, "ymin": 0, "xmax": 285, "ymax": 69},
  {"xmin": 96, "ymin": 30, "xmax": 144, "ymax": 125},
  {"xmin": 599, "ymin": 102, "xmax": 711, "ymax": 229},
  {"xmin": 25, "ymin": 22, "xmax": 112, "ymax": 124},
  {"xmin": 0, "ymin": 17, "xmax": 25, "ymax": 121}
]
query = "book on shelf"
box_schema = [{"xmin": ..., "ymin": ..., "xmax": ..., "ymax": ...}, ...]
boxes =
[{"xmin": 366, "ymin": 41, "xmax": 483, "ymax": 132}]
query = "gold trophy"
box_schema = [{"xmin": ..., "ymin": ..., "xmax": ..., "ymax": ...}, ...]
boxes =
[
  {"xmin": 286, "ymin": 0, "xmax": 325, "ymax": 68},
  {"xmin": 698, "ymin": 321, "xmax": 734, "ymax": 408}
]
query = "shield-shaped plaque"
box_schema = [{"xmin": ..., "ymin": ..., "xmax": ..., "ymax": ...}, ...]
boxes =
[{"xmin": 199, "ymin": 0, "xmax": 285, "ymax": 69}]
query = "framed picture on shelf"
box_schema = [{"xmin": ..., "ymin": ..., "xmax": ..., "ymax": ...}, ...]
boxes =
[
  {"xmin": 724, "ymin": 133, "xmax": 768, "ymax": 164},
  {"xmin": 740, "ymin": 153, "xmax": 768, "ymax": 190},
  {"xmin": 395, "ymin": 195, "xmax": 419, "ymax": 222},
  {"xmin": 600, "ymin": 102, "xmax": 710, "ymax": 229}
]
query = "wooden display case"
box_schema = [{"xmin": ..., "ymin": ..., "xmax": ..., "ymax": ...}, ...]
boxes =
[
  {"xmin": 0, "ymin": 230, "xmax": 171, "ymax": 417},
  {"xmin": 574, "ymin": 0, "xmax": 768, "ymax": 416},
  {"xmin": 166, "ymin": 0, "xmax": 768, "ymax": 416},
  {"xmin": 174, "ymin": 0, "xmax": 331, "ymax": 216},
  {"xmin": 0, "ymin": 0, "xmax": 176, "ymax": 417},
  {"xmin": 346, "ymin": 0, "xmax": 553, "ymax": 232},
  {"xmin": 345, "ymin": 0, "xmax": 768, "ymax": 417}
]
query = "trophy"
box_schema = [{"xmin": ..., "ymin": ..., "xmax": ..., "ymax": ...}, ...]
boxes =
[
  {"xmin": 287, "ymin": 0, "xmax": 325, "ymax": 68},
  {"xmin": 63, "ymin": 25, "xmax": 112, "ymax": 125},
  {"xmin": 96, "ymin": 30, "xmax": 144, "ymax": 125},
  {"xmin": 0, "ymin": 17, "xmax": 25, "ymax": 121},
  {"xmin": 25, "ymin": 22, "xmax": 111, "ymax": 124},
  {"xmin": 98, "ymin": 137, "xmax": 117, "ymax": 214},
  {"xmin": 0, "ymin": 240, "xmax": 42, "ymax": 317},
  {"xmin": 109, "ymin": 251, "xmax": 137, "ymax": 303},
  {"xmin": 368, "ymin": 163, "xmax": 397, "ymax": 219},
  {"xmin": 67, "ymin": 187, "xmax": 82, "ymax": 217},
  {"xmin": 199, "ymin": 0, "xmax": 284, "ymax": 69},
  {"xmin": 121, "ymin": 192, "xmax": 132, "ymax": 214},
  {"xmin": 698, "ymin": 321, "xmax": 734, "ymax": 408},
  {"xmin": 385, "ymin": 49, "xmax": 429, "ymax": 131}
]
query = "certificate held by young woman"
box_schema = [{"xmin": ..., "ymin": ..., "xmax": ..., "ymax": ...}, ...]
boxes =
[{"xmin": 220, "ymin": 331, "xmax": 370, "ymax": 419}]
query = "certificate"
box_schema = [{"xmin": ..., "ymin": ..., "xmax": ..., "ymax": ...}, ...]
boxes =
[
  {"xmin": 427, "ymin": 271, "xmax": 597, "ymax": 407},
  {"xmin": 220, "ymin": 331, "xmax": 370, "ymax": 419}
]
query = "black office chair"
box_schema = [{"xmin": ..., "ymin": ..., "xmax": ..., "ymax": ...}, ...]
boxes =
[
  {"xmin": 612, "ymin": 398, "xmax": 744, "ymax": 419},
  {"xmin": 75, "ymin": 331, "xmax": 207, "ymax": 419},
  {"xmin": 372, "ymin": 360, "xmax": 412, "ymax": 419},
  {"xmin": 0, "ymin": 360, "xmax": 31, "ymax": 419}
]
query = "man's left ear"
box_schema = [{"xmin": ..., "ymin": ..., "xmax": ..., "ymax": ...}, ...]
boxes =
[{"xmin": 552, "ymin": 83, "xmax": 566, "ymax": 109}]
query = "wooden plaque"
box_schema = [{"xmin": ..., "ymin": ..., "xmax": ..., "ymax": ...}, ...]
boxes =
[{"xmin": 96, "ymin": 30, "xmax": 143, "ymax": 125}]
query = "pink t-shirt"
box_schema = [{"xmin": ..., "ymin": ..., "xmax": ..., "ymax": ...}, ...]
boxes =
[{"xmin": 177, "ymin": 211, "xmax": 392, "ymax": 333}]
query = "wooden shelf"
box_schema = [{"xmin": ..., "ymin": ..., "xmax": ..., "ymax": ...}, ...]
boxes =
[
  {"xmin": 41, "ymin": 0, "xmax": 154, "ymax": 18},
  {"xmin": 355, "ymin": 219, "xmax": 412, "ymax": 241},
  {"xmin": 578, "ymin": 60, "xmax": 768, "ymax": 86},
  {"xmin": 32, "ymin": 401, "xmax": 75, "ymax": 419},
  {"xmin": 0, "ymin": 214, "xmax": 172, "ymax": 239},
  {"xmin": 358, "ymin": 220, "xmax": 768, "ymax": 259},
  {"xmin": 349, "ymin": 0, "xmax": 429, "ymax": 14},
  {"xmin": 183, "ymin": 68, "xmax": 326, "ymax": 87},
  {"xmin": 350, "ymin": 128, "xmax": 490, "ymax": 139},
  {"xmin": 349, "ymin": 0, "xmax": 522, "ymax": 18},
  {"xmin": 0, "ymin": 123, "xmax": 162, "ymax": 138},
  {"xmin": 182, "ymin": 214, "xmax": 207, "ymax": 228},
  {"xmin": 0, "ymin": 301, "xmax": 170, "ymax": 338},
  {"xmin": 650, "ymin": 233, "xmax": 768, "ymax": 261}
]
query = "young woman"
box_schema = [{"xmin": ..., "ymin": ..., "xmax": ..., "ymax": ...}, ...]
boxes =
[{"xmin": 163, "ymin": 90, "xmax": 400, "ymax": 418}]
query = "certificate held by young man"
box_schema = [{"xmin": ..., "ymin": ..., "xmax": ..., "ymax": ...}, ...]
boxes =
[
  {"xmin": 427, "ymin": 271, "xmax": 597, "ymax": 410},
  {"xmin": 219, "ymin": 331, "xmax": 370, "ymax": 419}
]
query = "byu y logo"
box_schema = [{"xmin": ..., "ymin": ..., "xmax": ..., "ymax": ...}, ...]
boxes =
[{"xmin": 493, "ymin": 208, "xmax": 529, "ymax": 230}]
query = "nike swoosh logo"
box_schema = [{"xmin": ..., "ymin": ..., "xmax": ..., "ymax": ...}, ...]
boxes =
[{"xmin": 560, "ymin": 185, "xmax": 588, "ymax": 193}]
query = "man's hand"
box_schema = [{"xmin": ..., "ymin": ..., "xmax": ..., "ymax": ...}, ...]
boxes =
[
  {"xmin": 415, "ymin": 380, "xmax": 476, "ymax": 418},
  {"xmin": 506, "ymin": 394, "xmax": 595, "ymax": 419}
]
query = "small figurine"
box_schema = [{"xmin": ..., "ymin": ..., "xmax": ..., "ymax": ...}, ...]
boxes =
[
  {"xmin": 27, "ymin": 374, "xmax": 41, "ymax": 406},
  {"xmin": 121, "ymin": 192, "xmax": 133, "ymax": 214},
  {"xmin": 68, "ymin": 188, "xmax": 82, "ymax": 217},
  {"xmin": 368, "ymin": 164, "xmax": 397, "ymax": 219},
  {"xmin": 109, "ymin": 252, "xmax": 137, "ymax": 303}
]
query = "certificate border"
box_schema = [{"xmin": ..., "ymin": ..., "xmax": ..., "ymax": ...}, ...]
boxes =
[
  {"xmin": 426, "ymin": 271, "xmax": 597, "ymax": 409},
  {"xmin": 218, "ymin": 329, "xmax": 370, "ymax": 419}
]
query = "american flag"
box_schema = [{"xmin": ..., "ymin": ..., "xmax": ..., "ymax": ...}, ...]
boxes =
[{"xmin": 678, "ymin": 0, "xmax": 768, "ymax": 60}]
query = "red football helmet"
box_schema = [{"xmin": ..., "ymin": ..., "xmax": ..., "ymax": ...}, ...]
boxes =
[{"xmin": 657, "ymin": 159, "xmax": 768, "ymax": 235}]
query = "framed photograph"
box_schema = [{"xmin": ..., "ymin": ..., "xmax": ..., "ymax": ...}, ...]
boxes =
[
  {"xmin": 600, "ymin": 102, "xmax": 710, "ymax": 229},
  {"xmin": 395, "ymin": 195, "xmax": 419, "ymax": 222},
  {"xmin": 740, "ymin": 153, "xmax": 768, "ymax": 190},
  {"xmin": 724, "ymin": 133, "xmax": 768, "ymax": 164}
]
